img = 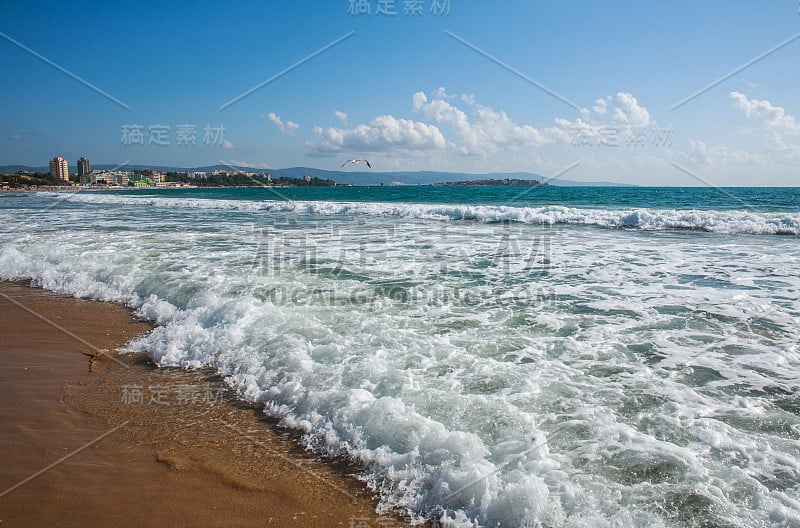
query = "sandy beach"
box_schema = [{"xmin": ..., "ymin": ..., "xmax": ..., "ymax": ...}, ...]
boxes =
[{"xmin": 0, "ymin": 281, "xmax": 406, "ymax": 527}]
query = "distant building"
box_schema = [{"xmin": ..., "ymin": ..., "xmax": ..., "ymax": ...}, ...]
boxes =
[
  {"xmin": 77, "ymin": 157, "xmax": 90, "ymax": 177},
  {"xmin": 49, "ymin": 156, "xmax": 69, "ymax": 181},
  {"xmin": 303, "ymin": 175, "xmax": 311, "ymax": 182},
  {"xmin": 141, "ymin": 169, "xmax": 163, "ymax": 184},
  {"xmin": 127, "ymin": 173, "xmax": 153, "ymax": 187},
  {"xmin": 107, "ymin": 172, "xmax": 128, "ymax": 186},
  {"xmin": 82, "ymin": 170, "xmax": 129, "ymax": 186}
]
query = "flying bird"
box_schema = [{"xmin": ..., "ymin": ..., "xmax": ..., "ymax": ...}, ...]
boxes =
[{"xmin": 341, "ymin": 159, "xmax": 371, "ymax": 168}]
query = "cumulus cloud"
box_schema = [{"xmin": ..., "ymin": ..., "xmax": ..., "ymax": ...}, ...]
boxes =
[
  {"xmin": 413, "ymin": 88, "xmax": 560, "ymax": 156},
  {"xmin": 305, "ymin": 88, "xmax": 658, "ymax": 163},
  {"xmin": 730, "ymin": 92, "xmax": 800, "ymax": 160},
  {"xmin": 552, "ymin": 92, "xmax": 654, "ymax": 148},
  {"xmin": 222, "ymin": 139, "xmax": 235, "ymax": 149},
  {"xmin": 308, "ymin": 115, "xmax": 447, "ymax": 155},
  {"xmin": 266, "ymin": 112, "xmax": 300, "ymax": 135},
  {"xmin": 592, "ymin": 98, "xmax": 608, "ymax": 116},
  {"xmin": 608, "ymin": 93, "xmax": 651, "ymax": 126},
  {"xmin": 673, "ymin": 94, "xmax": 800, "ymax": 170},
  {"xmin": 679, "ymin": 139, "xmax": 763, "ymax": 167},
  {"xmin": 730, "ymin": 92, "xmax": 800, "ymax": 134},
  {"xmin": 409, "ymin": 88, "xmax": 656, "ymax": 157},
  {"xmin": 563, "ymin": 93, "xmax": 651, "ymax": 128}
]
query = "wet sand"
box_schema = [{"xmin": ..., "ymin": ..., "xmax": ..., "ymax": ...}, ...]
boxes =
[{"xmin": 0, "ymin": 281, "xmax": 406, "ymax": 527}]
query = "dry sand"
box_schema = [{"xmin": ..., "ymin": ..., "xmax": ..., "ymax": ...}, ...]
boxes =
[{"xmin": 0, "ymin": 281, "xmax": 407, "ymax": 527}]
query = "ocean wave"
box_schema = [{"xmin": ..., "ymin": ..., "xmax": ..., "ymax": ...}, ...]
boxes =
[
  {"xmin": 3, "ymin": 196, "xmax": 800, "ymax": 527},
  {"xmin": 46, "ymin": 192, "xmax": 800, "ymax": 235}
]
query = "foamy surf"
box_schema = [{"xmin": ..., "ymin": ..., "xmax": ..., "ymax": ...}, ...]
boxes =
[
  {"xmin": 47, "ymin": 191, "xmax": 800, "ymax": 235},
  {"xmin": 3, "ymin": 189, "xmax": 799, "ymax": 527}
]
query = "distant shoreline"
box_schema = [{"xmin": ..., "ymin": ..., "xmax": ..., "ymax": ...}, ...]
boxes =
[
  {"xmin": 436, "ymin": 178, "xmax": 548, "ymax": 187},
  {"xmin": 0, "ymin": 165, "xmax": 640, "ymax": 187}
]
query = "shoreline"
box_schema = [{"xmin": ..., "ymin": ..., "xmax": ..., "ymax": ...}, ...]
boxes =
[{"xmin": 0, "ymin": 281, "xmax": 407, "ymax": 527}]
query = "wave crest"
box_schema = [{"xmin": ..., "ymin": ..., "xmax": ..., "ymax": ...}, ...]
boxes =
[{"xmin": 49, "ymin": 192, "xmax": 800, "ymax": 235}]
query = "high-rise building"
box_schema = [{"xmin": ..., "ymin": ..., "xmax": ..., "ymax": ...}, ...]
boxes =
[
  {"xmin": 77, "ymin": 157, "xmax": 90, "ymax": 177},
  {"xmin": 49, "ymin": 156, "xmax": 69, "ymax": 181}
]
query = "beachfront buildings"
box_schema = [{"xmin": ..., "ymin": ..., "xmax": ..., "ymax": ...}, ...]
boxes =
[
  {"xmin": 87, "ymin": 170, "xmax": 129, "ymax": 186},
  {"xmin": 140, "ymin": 169, "xmax": 163, "ymax": 184},
  {"xmin": 77, "ymin": 157, "xmax": 90, "ymax": 178},
  {"xmin": 49, "ymin": 156, "xmax": 69, "ymax": 181}
]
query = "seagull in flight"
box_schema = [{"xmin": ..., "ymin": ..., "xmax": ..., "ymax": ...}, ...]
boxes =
[{"xmin": 341, "ymin": 159, "xmax": 371, "ymax": 168}]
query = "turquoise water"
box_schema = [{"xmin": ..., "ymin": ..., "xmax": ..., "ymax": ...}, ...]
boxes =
[
  {"xmin": 114, "ymin": 185, "xmax": 800, "ymax": 211},
  {"xmin": 1, "ymin": 187, "xmax": 799, "ymax": 527}
]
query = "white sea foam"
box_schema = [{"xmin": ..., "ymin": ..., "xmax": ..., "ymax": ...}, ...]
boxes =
[
  {"xmin": 2, "ymin": 192, "xmax": 799, "ymax": 527},
  {"xmin": 49, "ymin": 192, "xmax": 800, "ymax": 235}
]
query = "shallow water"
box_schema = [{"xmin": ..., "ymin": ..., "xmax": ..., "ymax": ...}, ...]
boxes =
[{"xmin": 1, "ymin": 187, "xmax": 799, "ymax": 527}]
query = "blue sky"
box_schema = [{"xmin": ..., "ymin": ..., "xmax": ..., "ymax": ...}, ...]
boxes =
[{"xmin": 1, "ymin": 0, "xmax": 799, "ymax": 185}]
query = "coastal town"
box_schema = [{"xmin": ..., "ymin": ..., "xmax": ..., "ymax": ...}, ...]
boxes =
[
  {"xmin": 0, "ymin": 156, "xmax": 336, "ymax": 191},
  {"xmin": 1, "ymin": 157, "xmax": 553, "ymax": 191}
]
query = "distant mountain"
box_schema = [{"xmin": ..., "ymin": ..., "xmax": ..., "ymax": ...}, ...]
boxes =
[
  {"xmin": 0, "ymin": 165, "xmax": 46, "ymax": 174},
  {"xmin": 245, "ymin": 167, "xmax": 635, "ymax": 187},
  {"xmin": 0, "ymin": 164, "xmax": 635, "ymax": 187}
]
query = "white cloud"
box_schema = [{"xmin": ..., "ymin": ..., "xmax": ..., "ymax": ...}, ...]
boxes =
[
  {"xmin": 222, "ymin": 139, "xmax": 235, "ymax": 150},
  {"xmin": 561, "ymin": 93, "xmax": 652, "ymax": 128},
  {"xmin": 413, "ymin": 88, "xmax": 559, "ymax": 157},
  {"xmin": 308, "ymin": 115, "xmax": 447, "ymax": 155},
  {"xmin": 730, "ymin": 92, "xmax": 800, "ymax": 134},
  {"xmin": 669, "ymin": 94, "xmax": 800, "ymax": 172},
  {"xmin": 302, "ymin": 88, "xmax": 666, "ymax": 173},
  {"xmin": 730, "ymin": 92, "xmax": 800, "ymax": 161},
  {"xmin": 410, "ymin": 89, "xmax": 656, "ymax": 158},
  {"xmin": 679, "ymin": 139, "xmax": 763, "ymax": 167},
  {"xmin": 432, "ymin": 86, "xmax": 452, "ymax": 100},
  {"xmin": 553, "ymin": 92, "xmax": 653, "ymax": 148},
  {"xmin": 266, "ymin": 112, "xmax": 300, "ymax": 135},
  {"xmin": 609, "ymin": 93, "xmax": 651, "ymax": 126},
  {"xmin": 592, "ymin": 98, "xmax": 608, "ymax": 116},
  {"xmin": 229, "ymin": 160, "xmax": 269, "ymax": 169}
]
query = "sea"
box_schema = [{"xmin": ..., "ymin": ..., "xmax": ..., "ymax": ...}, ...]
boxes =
[{"xmin": 1, "ymin": 185, "xmax": 799, "ymax": 527}]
